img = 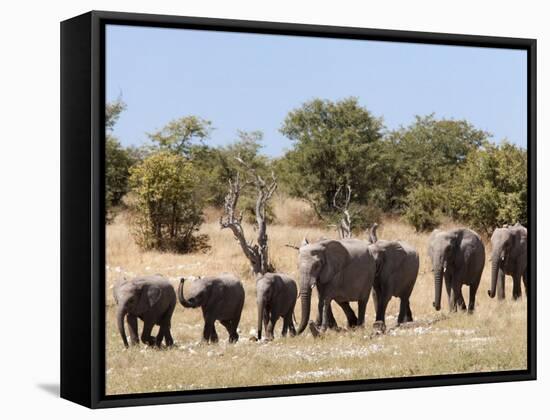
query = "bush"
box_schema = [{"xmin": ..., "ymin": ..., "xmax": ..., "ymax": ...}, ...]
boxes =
[
  {"xmin": 448, "ymin": 142, "xmax": 527, "ymax": 234},
  {"xmin": 128, "ymin": 152, "xmax": 205, "ymax": 252},
  {"xmin": 403, "ymin": 185, "xmax": 443, "ymax": 231},
  {"xmin": 106, "ymin": 137, "xmax": 134, "ymax": 222}
]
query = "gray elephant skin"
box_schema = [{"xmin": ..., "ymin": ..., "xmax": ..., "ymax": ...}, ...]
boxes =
[
  {"xmin": 369, "ymin": 240, "xmax": 419, "ymax": 330},
  {"xmin": 488, "ymin": 224, "xmax": 527, "ymax": 300},
  {"xmin": 113, "ymin": 275, "xmax": 176, "ymax": 348},
  {"xmin": 178, "ymin": 274, "xmax": 245, "ymax": 343},
  {"xmin": 256, "ymin": 273, "xmax": 297, "ymax": 340},
  {"xmin": 296, "ymin": 239, "xmax": 376, "ymax": 334},
  {"xmin": 428, "ymin": 228, "xmax": 485, "ymax": 312}
]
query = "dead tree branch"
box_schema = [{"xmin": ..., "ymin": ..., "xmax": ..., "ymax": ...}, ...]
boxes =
[
  {"xmin": 366, "ymin": 222, "xmax": 379, "ymax": 244},
  {"xmin": 220, "ymin": 159, "xmax": 277, "ymax": 275},
  {"xmin": 333, "ymin": 184, "xmax": 352, "ymax": 239}
]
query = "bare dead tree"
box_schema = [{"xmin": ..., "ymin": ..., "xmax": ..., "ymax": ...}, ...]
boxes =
[
  {"xmin": 366, "ymin": 223, "xmax": 379, "ymax": 244},
  {"xmin": 332, "ymin": 184, "xmax": 352, "ymax": 239},
  {"xmin": 220, "ymin": 159, "xmax": 277, "ymax": 275}
]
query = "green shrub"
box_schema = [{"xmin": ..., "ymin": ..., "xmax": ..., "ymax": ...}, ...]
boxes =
[
  {"xmin": 403, "ymin": 185, "xmax": 443, "ymax": 231},
  {"xmin": 128, "ymin": 152, "xmax": 205, "ymax": 252},
  {"xmin": 448, "ymin": 142, "xmax": 527, "ymax": 234}
]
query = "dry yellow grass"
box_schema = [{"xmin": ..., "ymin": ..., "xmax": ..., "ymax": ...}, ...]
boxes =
[{"xmin": 105, "ymin": 198, "xmax": 527, "ymax": 395}]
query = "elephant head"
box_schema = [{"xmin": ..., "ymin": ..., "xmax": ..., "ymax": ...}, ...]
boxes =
[
  {"xmin": 178, "ymin": 277, "xmax": 208, "ymax": 308},
  {"xmin": 428, "ymin": 230, "xmax": 460, "ymax": 311},
  {"xmin": 113, "ymin": 278, "xmax": 163, "ymax": 347},
  {"xmin": 488, "ymin": 225, "xmax": 526, "ymax": 298},
  {"xmin": 296, "ymin": 240, "xmax": 350, "ymax": 334}
]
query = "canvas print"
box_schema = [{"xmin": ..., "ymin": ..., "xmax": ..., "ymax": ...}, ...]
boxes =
[{"xmin": 104, "ymin": 24, "xmax": 528, "ymax": 396}]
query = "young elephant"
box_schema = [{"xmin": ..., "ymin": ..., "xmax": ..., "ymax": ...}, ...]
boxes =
[
  {"xmin": 368, "ymin": 240, "xmax": 419, "ymax": 331},
  {"xmin": 256, "ymin": 273, "xmax": 297, "ymax": 341},
  {"xmin": 113, "ymin": 275, "xmax": 176, "ymax": 348},
  {"xmin": 428, "ymin": 228, "xmax": 485, "ymax": 313},
  {"xmin": 488, "ymin": 223, "xmax": 528, "ymax": 300},
  {"xmin": 178, "ymin": 274, "xmax": 245, "ymax": 343}
]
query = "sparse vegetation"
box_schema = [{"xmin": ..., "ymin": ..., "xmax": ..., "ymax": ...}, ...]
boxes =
[
  {"xmin": 105, "ymin": 198, "xmax": 527, "ymax": 395},
  {"xmin": 105, "ymin": 97, "xmax": 527, "ymax": 395}
]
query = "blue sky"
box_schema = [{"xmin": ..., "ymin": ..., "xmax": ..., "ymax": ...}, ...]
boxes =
[{"xmin": 106, "ymin": 24, "xmax": 527, "ymax": 157}]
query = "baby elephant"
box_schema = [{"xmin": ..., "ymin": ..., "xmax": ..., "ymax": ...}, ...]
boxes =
[
  {"xmin": 256, "ymin": 273, "xmax": 298, "ymax": 341},
  {"xmin": 368, "ymin": 240, "xmax": 419, "ymax": 332},
  {"xmin": 113, "ymin": 275, "xmax": 177, "ymax": 348},
  {"xmin": 178, "ymin": 274, "xmax": 245, "ymax": 343}
]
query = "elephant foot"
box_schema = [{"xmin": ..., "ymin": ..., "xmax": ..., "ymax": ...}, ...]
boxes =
[
  {"xmin": 373, "ymin": 321, "xmax": 386, "ymax": 334},
  {"xmin": 308, "ymin": 321, "xmax": 321, "ymax": 338}
]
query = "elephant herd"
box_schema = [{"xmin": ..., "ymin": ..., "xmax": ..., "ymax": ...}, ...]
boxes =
[{"xmin": 113, "ymin": 223, "xmax": 528, "ymax": 348}]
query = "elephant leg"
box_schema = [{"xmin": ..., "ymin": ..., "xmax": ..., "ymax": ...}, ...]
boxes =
[
  {"xmin": 127, "ymin": 314, "xmax": 140, "ymax": 346},
  {"xmin": 220, "ymin": 320, "xmax": 237, "ymax": 343},
  {"xmin": 444, "ymin": 272, "xmax": 455, "ymax": 311},
  {"xmin": 357, "ymin": 300, "xmax": 367, "ymax": 327},
  {"xmin": 202, "ymin": 316, "xmax": 217, "ymax": 343},
  {"xmin": 265, "ymin": 310, "xmax": 277, "ymax": 340},
  {"xmin": 286, "ymin": 312, "xmax": 296, "ymax": 336},
  {"xmin": 522, "ymin": 270, "xmax": 528, "ymax": 296},
  {"xmin": 398, "ymin": 298, "xmax": 411, "ymax": 324},
  {"xmin": 281, "ymin": 316, "xmax": 288, "ymax": 337},
  {"xmin": 336, "ymin": 301, "xmax": 358, "ymax": 328},
  {"xmin": 210, "ymin": 324, "xmax": 219, "ymax": 343},
  {"xmin": 406, "ymin": 300, "xmax": 413, "ymax": 322},
  {"xmin": 155, "ymin": 325, "xmax": 166, "ymax": 347},
  {"xmin": 320, "ymin": 298, "xmax": 333, "ymax": 332},
  {"xmin": 374, "ymin": 290, "xmax": 390, "ymax": 331},
  {"xmin": 327, "ymin": 304, "xmax": 339, "ymax": 329},
  {"xmin": 163, "ymin": 326, "xmax": 174, "ymax": 347},
  {"xmin": 140, "ymin": 320, "xmax": 155, "ymax": 346},
  {"xmin": 455, "ymin": 285, "xmax": 467, "ymax": 311},
  {"xmin": 497, "ymin": 269, "xmax": 506, "ymax": 300},
  {"xmin": 468, "ymin": 282, "xmax": 479, "ymax": 314},
  {"xmin": 512, "ymin": 273, "xmax": 522, "ymax": 300}
]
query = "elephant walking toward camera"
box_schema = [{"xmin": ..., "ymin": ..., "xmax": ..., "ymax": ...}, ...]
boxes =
[
  {"xmin": 178, "ymin": 274, "xmax": 245, "ymax": 343},
  {"xmin": 428, "ymin": 228, "xmax": 485, "ymax": 313},
  {"xmin": 256, "ymin": 273, "xmax": 297, "ymax": 340},
  {"xmin": 488, "ymin": 223, "xmax": 527, "ymax": 300},
  {"xmin": 296, "ymin": 239, "xmax": 376, "ymax": 335},
  {"xmin": 369, "ymin": 240, "xmax": 419, "ymax": 331},
  {"xmin": 113, "ymin": 275, "xmax": 176, "ymax": 348}
]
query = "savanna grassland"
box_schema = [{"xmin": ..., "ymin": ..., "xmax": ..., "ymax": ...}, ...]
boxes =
[{"xmin": 105, "ymin": 197, "xmax": 527, "ymax": 395}]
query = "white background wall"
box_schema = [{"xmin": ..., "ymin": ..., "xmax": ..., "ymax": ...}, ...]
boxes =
[{"xmin": 0, "ymin": 0, "xmax": 546, "ymax": 418}]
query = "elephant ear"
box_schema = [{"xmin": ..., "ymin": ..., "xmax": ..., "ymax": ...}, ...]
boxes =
[
  {"xmin": 147, "ymin": 285, "xmax": 162, "ymax": 307},
  {"xmin": 319, "ymin": 241, "xmax": 350, "ymax": 285}
]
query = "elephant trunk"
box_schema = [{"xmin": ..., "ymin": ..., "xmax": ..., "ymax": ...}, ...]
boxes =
[
  {"xmin": 257, "ymin": 298, "xmax": 265, "ymax": 340},
  {"xmin": 296, "ymin": 287, "xmax": 312, "ymax": 335},
  {"xmin": 177, "ymin": 278, "xmax": 194, "ymax": 308},
  {"xmin": 433, "ymin": 260, "xmax": 443, "ymax": 311},
  {"xmin": 116, "ymin": 305, "xmax": 129, "ymax": 348},
  {"xmin": 488, "ymin": 249, "xmax": 501, "ymax": 299}
]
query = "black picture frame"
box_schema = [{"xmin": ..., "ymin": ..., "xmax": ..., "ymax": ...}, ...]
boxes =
[{"xmin": 60, "ymin": 10, "xmax": 537, "ymax": 409}]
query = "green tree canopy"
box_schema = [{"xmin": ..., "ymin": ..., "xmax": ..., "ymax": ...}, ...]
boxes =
[
  {"xmin": 278, "ymin": 97, "xmax": 384, "ymax": 216},
  {"xmin": 148, "ymin": 116, "xmax": 212, "ymax": 156}
]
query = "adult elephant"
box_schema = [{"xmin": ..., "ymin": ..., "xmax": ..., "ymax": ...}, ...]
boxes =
[
  {"xmin": 113, "ymin": 275, "xmax": 176, "ymax": 348},
  {"xmin": 369, "ymin": 240, "xmax": 419, "ymax": 331},
  {"xmin": 296, "ymin": 239, "xmax": 376, "ymax": 335},
  {"xmin": 488, "ymin": 223, "xmax": 527, "ymax": 300},
  {"xmin": 300, "ymin": 238, "xmax": 360, "ymax": 330},
  {"xmin": 428, "ymin": 228, "xmax": 485, "ymax": 313}
]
